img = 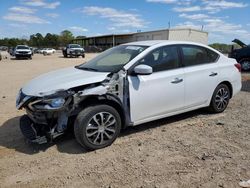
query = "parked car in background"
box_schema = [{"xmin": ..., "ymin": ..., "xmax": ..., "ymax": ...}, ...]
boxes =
[
  {"xmin": 14, "ymin": 45, "xmax": 32, "ymax": 59},
  {"xmin": 42, "ymin": 48, "xmax": 56, "ymax": 55},
  {"xmin": 16, "ymin": 41, "xmax": 241, "ymax": 150},
  {"xmin": 84, "ymin": 45, "xmax": 103, "ymax": 53},
  {"xmin": 0, "ymin": 50, "xmax": 9, "ymax": 60},
  {"xmin": 229, "ymin": 39, "xmax": 250, "ymax": 71},
  {"xmin": 0, "ymin": 46, "xmax": 8, "ymax": 51},
  {"xmin": 8, "ymin": 47, "xmax": 15, "ymax": 56},
  {"xmin": 34, "ymin": 48, "xmax": 42, "ymax": 54},
  {"xmin": 29, "ymin": 47, "xmax": 34, "ymax": 56},
  {"xmin": 0, "ymin": 46, "xmax": 10, "ymax": 60},
  {"xmin": 62, "ymin": 44, "xmax": 85, "ymax": 58}
]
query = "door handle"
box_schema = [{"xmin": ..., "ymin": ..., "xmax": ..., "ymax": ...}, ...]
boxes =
[
  {"xmin": 209, "ymin": 72, "xmax": 218, "ymax": 77},
  {"xmin": 171, "ymin": 78, "xmax": 183, "ymax": 84}
]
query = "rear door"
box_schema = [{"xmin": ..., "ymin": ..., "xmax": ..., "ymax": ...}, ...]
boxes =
[
  {"xmin": 128, "ymin": 45, "xmax": 185, "ymax": 124},
  {"xmin": 180, "ymin": 45, "xmax": 220, "ymax": 108}
]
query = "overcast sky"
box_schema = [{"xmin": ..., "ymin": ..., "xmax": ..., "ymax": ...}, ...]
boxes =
[{"xmin": 0, "ymin": 0, "xmax": 249, "ymax": 44}]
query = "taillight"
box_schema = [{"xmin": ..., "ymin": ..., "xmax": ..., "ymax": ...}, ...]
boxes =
[{"xmin": 234, "ymin": 63, "xmax": 241, "ymax": 72}]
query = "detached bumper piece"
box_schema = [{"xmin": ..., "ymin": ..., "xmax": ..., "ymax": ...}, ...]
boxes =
[{"xmin": 20, "ymin": 115, "xmax": 48, "ymax": 144}]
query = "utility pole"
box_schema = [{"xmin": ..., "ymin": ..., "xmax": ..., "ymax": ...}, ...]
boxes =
[{"xmin": 112, "ymin": 35, "xmax": 115, "ymax": 47}]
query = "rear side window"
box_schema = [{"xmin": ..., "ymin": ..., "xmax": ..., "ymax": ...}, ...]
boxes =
[
  {"xmin": 181, "ymin": 45, "xmax": 219, "ymax": 67},
  {"xmin": 137, "ymin": 45, "xmax": 180, "ymax": 72}
]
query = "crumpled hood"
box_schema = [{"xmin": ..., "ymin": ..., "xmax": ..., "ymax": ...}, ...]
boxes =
[{"xmin": 22, "ymin": 67, "xmax": 109, "ymax": 96}]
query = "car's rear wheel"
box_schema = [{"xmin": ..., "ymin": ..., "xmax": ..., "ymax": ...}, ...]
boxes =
[
  {"xmin": 240, "ymin": 59, "xmax": 250, "ymax": 71},
  {"xmin": 74, "ymin": 105, "xmax": 121, "ymax": 150},
  {"xmin": 208, "ymin": 84, "xmax": 230, "ymax": 113}
]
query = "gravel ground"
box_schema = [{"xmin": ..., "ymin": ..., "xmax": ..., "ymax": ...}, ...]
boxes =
[{"xmin": 0, "ymin": 54, "xmax": 249, "ymax": 188}]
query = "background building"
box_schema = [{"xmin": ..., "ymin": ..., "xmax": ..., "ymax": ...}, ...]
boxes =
[{"xmin": 72, "ymin": 28, "xmax": 208, "ymax": 51}]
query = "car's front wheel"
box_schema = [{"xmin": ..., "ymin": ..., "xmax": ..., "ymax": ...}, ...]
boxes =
[
  {"xmin": 74, "ymin": 105, "xmax": 121, "ymax": 150},
  {"xmin": 208, "ymin": 84, "xmax": 230, "ymax": 113}
]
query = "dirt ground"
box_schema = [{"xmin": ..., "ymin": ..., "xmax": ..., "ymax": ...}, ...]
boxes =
[{"xmin": 0, "ymin": 53, "xmax": 250, "ymax": 188}]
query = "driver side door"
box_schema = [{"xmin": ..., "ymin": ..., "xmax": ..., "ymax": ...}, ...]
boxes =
[{"xmin": 128, "ymin": 45, "xmax": 185, "ymax": 125}]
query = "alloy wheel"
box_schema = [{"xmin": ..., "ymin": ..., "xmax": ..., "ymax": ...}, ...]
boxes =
[
  {"xmin": 85, "ymin": 112, "xmax": 117, "ymax": 145},
  {"xmin": 215, "ymin": 87, "xmax": 229, "ymax": 110},
  {"xmin": 241, "ymin": 60, "xmax": 250, "ymax": 71}
]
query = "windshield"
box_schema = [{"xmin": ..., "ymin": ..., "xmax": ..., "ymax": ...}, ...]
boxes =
[
  {"xmin": 16, "ymin": 46, "xmax": 29, "ymax": 50},
  {"xmin": 69, "ymin": 44, "xmax": 81, "ymax": 48},
  {"xmin": 76, "ymin": 45, "xmax": 148, "ymax": 72}
]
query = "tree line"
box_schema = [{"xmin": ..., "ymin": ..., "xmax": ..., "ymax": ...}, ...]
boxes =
[
  {"xmin": 209, "ymin": 43, "xmax": 234, "ymax": 54},
  {"xmin": 0, "ymin": 30, "xmax": 239, "ymax": 53},
  {"xmin": 0, "ymin": 30, "xmax": 85, "ymax": 49}
]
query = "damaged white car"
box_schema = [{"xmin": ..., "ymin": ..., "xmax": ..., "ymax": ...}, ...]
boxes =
[{"xmin": 16, "ymin": 41, "xmax": 241, "ymax": 150}]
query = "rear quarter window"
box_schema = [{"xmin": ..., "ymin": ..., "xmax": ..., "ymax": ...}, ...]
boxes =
[{"xmin": 181, "ymin": 45, "xmax": 219, "ymax": 67}]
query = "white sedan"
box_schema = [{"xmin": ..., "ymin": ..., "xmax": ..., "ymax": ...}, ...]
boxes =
[
  {"xmin": 16, "ymin": 40, "xmax": 241, "ymax": 150},
  {"xmin": 42, "ymin": 48, "xmax": 56, "ymax": 55}
]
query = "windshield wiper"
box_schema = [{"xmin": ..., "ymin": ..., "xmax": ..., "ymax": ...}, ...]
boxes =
[{"xmin": 75, "ymin": 66, "xmax": 98, "ymax": 72}]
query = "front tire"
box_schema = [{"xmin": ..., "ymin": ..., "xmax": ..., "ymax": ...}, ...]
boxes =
[
  {"xmin": 74, "ymin": 105, "xmax": 121, "ymax": 150},
  {"xmin": 208, "ymin": 84, "xmax": 230, "ymax": 113}
]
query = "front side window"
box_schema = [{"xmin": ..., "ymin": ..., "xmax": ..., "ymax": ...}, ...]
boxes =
[
  {"xmin": 137, "ymin": 46, "xmax": 180, "ymax": 72},
  {"xmin": 181, "ymin": 45, "xmax": 219, "ymax": 67},
  {"xmin": 77, "ymin": 45, "xmax": 148, "ymax": 72}
]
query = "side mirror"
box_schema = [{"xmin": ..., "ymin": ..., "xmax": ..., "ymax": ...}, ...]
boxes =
[{"xmin": 133, "ymin": 64, "xmax": 153, "ymax": 75}]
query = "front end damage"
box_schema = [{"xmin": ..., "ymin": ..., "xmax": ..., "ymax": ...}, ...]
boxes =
[{"xmin": 16, "ymin": 70, "xmax": 129, "ymax": 144}]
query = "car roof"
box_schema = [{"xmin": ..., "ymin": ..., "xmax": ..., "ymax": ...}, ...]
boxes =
[{"xmin": 123, "ymin": 40, "xmax": 208, "ymax": 47}]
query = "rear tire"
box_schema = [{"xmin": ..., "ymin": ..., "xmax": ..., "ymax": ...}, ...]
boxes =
[
  {"xmin": 74, "ymin": 105, "xmax": 121, "ymax": 150},
  {"xmin": 208, "ymin": 84, "xmax": 230, "ymax": 113},
  {"xmin": 239, "ymin": 58, "xmax": 250, "ymax": 71}
]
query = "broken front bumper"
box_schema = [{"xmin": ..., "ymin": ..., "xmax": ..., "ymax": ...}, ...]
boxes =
[{"xmin": 20, "ymin": 115, "xmax": 49, "ymax": 144}]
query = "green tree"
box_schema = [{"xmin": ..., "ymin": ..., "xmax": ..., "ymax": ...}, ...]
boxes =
[
  {"xmin": 44, "ymin": 33, "xmax": 59, "ymax": 48},
  {"xmin": 59, "ymin": 30, "xmax": 74, "ymax": 46},
  {"xmin": 209, "ymin": 43, "xmax": 232, "ymax": 54},
  {"xmin": 29, "ymin": 33, "xmax": 44, "ymax": 47}
]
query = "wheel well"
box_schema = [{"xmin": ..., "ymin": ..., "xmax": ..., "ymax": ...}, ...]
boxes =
[
  {"xmin": 239, "ymin": 58, "xmax": 250, "ymax": 62},
  {"xmin": 219, "ymin": 81, "xmax": 233, "ymax": 98},
  {"xmin": 77, "ymin": 96, "xmax": 126, "ymax": 129}
]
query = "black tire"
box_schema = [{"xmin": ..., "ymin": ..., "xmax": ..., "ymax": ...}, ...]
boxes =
[
  {"xmin": 208, "ymin": 84, "xmax": 230, "ymax": 113},
  {"xmin": 74, "ymin": 105, "xmax": 121, "ymax": 150},
  {"xmin": 63, "ymin": 51, "xmax": 67, "ymax": 58},
  {"xmin": 239, "ymin": 58, "xmax": 250, "ymax": 71},
  {"xmin": 29, "ymin": 55, "xmax": 32, "ymax": 60},
  {"xmin": 82, "ymin": 54, "xmax": 85, "ymax": 58}
]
